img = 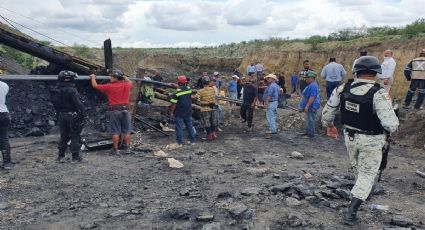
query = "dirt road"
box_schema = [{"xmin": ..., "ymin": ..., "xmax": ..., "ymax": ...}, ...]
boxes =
[{"xmin": 1, "ymin": 108, "xmax": 424, "ymax": 230}]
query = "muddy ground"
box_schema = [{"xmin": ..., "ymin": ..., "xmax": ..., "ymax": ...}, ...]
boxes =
[{"xmin": 0, "ymin": 106, "xmax": 424, "ymax": 230}]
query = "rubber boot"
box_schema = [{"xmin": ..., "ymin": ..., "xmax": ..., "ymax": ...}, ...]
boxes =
[
  {"xmin": 56, "ymin": 148, "xmax": 66, "ymax": 163},
  {"xmin": 344, "ymin": 197, "xmax": 362, "ymax": 221},
  {"xmin": 206, "ymin": 133, "xmax": 213, "ymax": 141},
  {"xmin": 212, "ymin": 131, "xmax": 218, "ymax": 140}
]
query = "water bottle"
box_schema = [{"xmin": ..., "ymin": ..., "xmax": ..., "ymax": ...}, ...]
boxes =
[{"xmin": 370, "ymin": 204, "xmax": 389, "ymax": 210}]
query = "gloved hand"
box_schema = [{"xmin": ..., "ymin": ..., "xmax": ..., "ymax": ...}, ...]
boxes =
[{"xmin": 327, "ymin": 127, "xmax": 339, "ymax": 139}]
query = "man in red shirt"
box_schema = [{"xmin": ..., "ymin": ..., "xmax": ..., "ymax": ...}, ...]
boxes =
[{"xmin": 90, "ymin": 69, "xmax": 133, "ymax": 155}]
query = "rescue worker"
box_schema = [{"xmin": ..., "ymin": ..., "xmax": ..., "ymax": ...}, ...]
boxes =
[
  {"xmin": 170, "ymin": 75, "xmax": 195, "ymax": 146},
  {"xmin": 321, "ymin": 56, "xmax": 399, "ymax": 221},
  {"xmin": 55, "ymin": 71, "xmax": 86, "ymax": 163},
  {"xmin": 193, "ymin": 76, "xmax": 217, "ymax": 140},
  {"xmin": 403, "ymin": 49, "xmax": 425, "ymax": 109},
  {"xmin": 90, "ymin": 69, "xmax": 133, "ymax": 155},
  {"xmin": 0, "ymin": 78, "xmax": 12, "ymax": 169}
]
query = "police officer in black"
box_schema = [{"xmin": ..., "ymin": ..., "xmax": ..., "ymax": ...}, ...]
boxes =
[{"xmin": 55, "ymin": 71, "xmax": 85, "ymax": 163}]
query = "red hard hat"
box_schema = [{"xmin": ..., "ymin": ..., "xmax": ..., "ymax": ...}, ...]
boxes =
[{"xmin": 177, "ymin": 75, "xmax": 188, "ymax": 84}]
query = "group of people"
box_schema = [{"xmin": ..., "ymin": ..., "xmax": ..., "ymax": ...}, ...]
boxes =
[{"xmin": 2, "ymin": 48, "xmax": 425, "ymax": 224}]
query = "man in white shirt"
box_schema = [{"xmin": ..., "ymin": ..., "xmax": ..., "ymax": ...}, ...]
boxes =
[
  {"xmin": 0, "ymin": 80, "xmax": 12, "ymax": 170},
  {"xmin": 379, "ymin": 49, "xmax": 396, "ymax": 92}
]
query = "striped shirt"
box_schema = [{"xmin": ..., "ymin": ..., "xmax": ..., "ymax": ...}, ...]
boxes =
[{"xmin": 195, "ymin": 86, "xmax": 216, "ymax": 112}]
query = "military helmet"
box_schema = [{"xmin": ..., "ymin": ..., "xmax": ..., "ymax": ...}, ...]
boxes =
[
  {"xmin": 58, "ymin": 70, "xmax": 78, "ymax": 82},
  {"xmin": 353, "ymin": 56, "xmax": 382, "ymax": 74},
  {"xmin": 110, "ymin": 69, "xmax": 124, "ymax": 79}
]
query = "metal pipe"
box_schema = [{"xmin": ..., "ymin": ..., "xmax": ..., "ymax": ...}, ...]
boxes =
[{"xmin": 0, "ymin": 75, "xmax": 176, "ymax": 88}]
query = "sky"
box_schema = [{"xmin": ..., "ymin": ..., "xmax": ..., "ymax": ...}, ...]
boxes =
[{"xmin": 0, "ymin": 0, "xmax": 423, "ymax": 48}]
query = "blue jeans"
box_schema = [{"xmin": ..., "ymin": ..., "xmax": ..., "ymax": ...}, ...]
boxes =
[
  {"xmin": 229, "ymin": 92, "xmax": 237, "ymax": 100},
  {"xmin": 174, "ymin": 116, "xmax": 195, "ymax": 145},
  {"xmin": 215, "ymin": 105, "xmax": 223, "ymax": 127},
  {"xmin": 305, "ymin": 108, "xmax": 317, "ymax": 137},
  {"xmin": 266, "ymin": 101, "xmax": 278, "ymax": 133},
  {"xmin": 326, "ymin": 81, "xmax": 340, "ymax": 99}
]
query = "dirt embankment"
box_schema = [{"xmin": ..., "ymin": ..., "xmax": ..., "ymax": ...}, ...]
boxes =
[{"xmin": 239, "ymin": 38, "xmax": 425, "ymax": 101}]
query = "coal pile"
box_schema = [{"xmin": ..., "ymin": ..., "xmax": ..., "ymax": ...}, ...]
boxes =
[{"xmin": 6, "ymin": 80, "xmax": 109, "ymax": 137}]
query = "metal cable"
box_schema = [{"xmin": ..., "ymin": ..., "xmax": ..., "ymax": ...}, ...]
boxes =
[
  {"xmin": 0, "ymin": 14, "xmax": 70, "ymax": 47},
  {"xmin": 0, "ymin": 6, "xmax": 99, "ymax": 46}
]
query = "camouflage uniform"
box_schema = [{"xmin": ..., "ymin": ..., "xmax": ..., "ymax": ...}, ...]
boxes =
[{"xmin": 322, "ymin": 79, "xmax": 399, "ymax": 201}]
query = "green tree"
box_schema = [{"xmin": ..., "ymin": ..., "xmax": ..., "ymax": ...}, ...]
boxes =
[
  {"xmin": 401, "ymin": 18, "xmax": 425, "ymax": 38},
  {"xmin": 305, "ymin": 35, "xmax": 327, "ymax": 50}
]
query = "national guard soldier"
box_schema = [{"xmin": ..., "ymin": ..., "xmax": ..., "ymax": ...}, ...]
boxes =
[
  {"xmin": 54, "ymin": 71, "xmax": 86, "ymax": 163},
  {"xmin": 403, "ymin": 48, "xmax": 425, "ymax": 109},
  {"xmin": 321, "ymin": 56, "xmax": 399, "ymax": 221}
]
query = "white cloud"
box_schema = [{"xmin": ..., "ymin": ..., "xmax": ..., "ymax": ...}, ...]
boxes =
[
  {"xmin": 144, "ymin": 1, "xmax": 222, "ymax": 31},
  {"xmin": 0, "ymin": 0, "xmax": 424, "ymax": 47}
]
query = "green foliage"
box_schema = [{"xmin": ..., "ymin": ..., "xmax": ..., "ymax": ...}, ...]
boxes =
[
  {"xmin": 305, "ymin": 35, "xmax": 327, "ymax": 50},
  {"xmin": 72, "ymin": 43, "xmax": 92, "ymax": 58},
  {"xmin": 367, "ymin": 26, "xmax": 401, "ymax": 36},
  {"xmin": 328, "ymin": 29, "xmax": 363, "ymax": 41},
  {"xmin": 401, "ymin": 18, "xmax": 425, "ymax": 38},
  {"xmin": 0, "ymin": 44, "xmax": 34, "ymax": 69}
]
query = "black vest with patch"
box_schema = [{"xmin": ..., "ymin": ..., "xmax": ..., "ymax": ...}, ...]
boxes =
[{"xmin": 340, "ymin": 79, "xmax": 384, "ymax": 134}]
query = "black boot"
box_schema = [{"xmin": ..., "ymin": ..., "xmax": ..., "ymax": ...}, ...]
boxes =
[
  {"xmin": 345, "ymin": 197, "xmax": 362, "ymax": 221},
  {"xmin": 71, "ymin": 152, "xmax": 85, "ymax": 163},
  {"xmin": 1, "ymin": 149, "xmax": 12, "ymax": 170},
  {"xmin": 56, "ymin": 148, "xmax": 66, "ymax": 163}
]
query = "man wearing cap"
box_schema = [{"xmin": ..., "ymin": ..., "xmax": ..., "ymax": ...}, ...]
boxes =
[
  {"xmin": 0, "ymin": 78, "xmax": 12, "ymax": 169},
  {"xmin": 213, "ymin": 72, "xmax": 222, "ymax": 90},
  {"xmin": 321, "ymin": 57, "xmax": 346, "ymax": 99},
  {"xmin": 228, "ymin": 75, "xmax": 239, "ymax": 101},
  {"xmin": 403, "ymin": 49, "xmax": 425, "ymax": 109},
  {"xmin": 170, "ymin": 76, "xmax": 195, "ymax": 146},
  {"xmin": 378, "ymin": 50, "xmax": 396, "ymax": 92},
  {"xmin": 322, "ymin": 56, "xmax": 399, "ymax": 221},
  {"xmin": 193, "ymin": 76, "xmax": 217, "ymax": 140},
  {"xmin": 90, "ymin": 69, "xmax": 133, "ymax": 155},
  {"xmin": 299, "ymin": 60, "xmax": 317, "ymax": 92},
  {"xmin": 299, "ymin": 73, "xmax": 320, "ymax": 138},
  {"xmin": 263, "ymin": 74, "xmax": 280, "ymax": 134}
]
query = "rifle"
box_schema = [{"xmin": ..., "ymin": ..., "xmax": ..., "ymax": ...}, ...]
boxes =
[{"xmin": 378, "ymin": 134, "xmax": 390, "ymax": 182}]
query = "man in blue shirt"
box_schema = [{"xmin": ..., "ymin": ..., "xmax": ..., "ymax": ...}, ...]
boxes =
[
  {"xmin": 263, "ymin": 74, "xmax": 280, "ymax": 134},
  {"xmin": 247, "ymin": 63, "xmax": 256, "ymax": 77},
  {"xmin": 170, "ymin": 75, "xmax": 195, "ymax": 146},
  {"xmin": 299, "ymin": 73, "xmax": 321, "ymax": 138},
  {"xmin": 321, "ymin": 57, "xmax": 346, "ymax": 99},
  {"xmin": 228, "ymin": 75, "xmax": 239, "ymax": 100}
]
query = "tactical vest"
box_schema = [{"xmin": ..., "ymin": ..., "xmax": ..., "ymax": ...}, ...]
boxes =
[
  {"xmin": 411, "ymin": 57, "xmax": 425, "ymax": 80},
  {"xmin": 340, "ymin": 79, "xmax": 384, "ymax": 134}
]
